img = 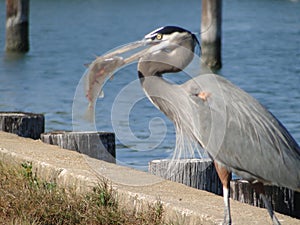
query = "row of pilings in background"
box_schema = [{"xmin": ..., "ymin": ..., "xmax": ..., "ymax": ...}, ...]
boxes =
[
  {"xmin": 1, "ymin": 112, "xmax": 299, "ymax": 219},
  {"xmin": 5, "ymin": 0, "xmax": 222, "ymax": 70}
]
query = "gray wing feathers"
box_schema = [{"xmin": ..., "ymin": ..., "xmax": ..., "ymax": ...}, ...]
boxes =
[{"xmin": 183, "ymin": 74, "xmax": 300, "ymax": 190}]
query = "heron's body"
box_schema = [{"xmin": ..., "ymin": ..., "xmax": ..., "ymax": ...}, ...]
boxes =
[
  {"xmin": 85, "ymin": 25, "xmax": 300, "ymax": 224},
  {"xmin": 140, "ymin": 73, "xmax": 300, "ymax": 191}
]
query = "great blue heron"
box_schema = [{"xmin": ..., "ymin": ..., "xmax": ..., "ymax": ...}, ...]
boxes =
[{"xmin": 83, "ymin": 26, "xmax": 300, "ymax": 225}]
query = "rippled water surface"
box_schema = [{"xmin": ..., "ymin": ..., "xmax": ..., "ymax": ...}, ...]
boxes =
[{"xmin": 0, "ymin": 0, "xmax": 299, "ymax": 171}]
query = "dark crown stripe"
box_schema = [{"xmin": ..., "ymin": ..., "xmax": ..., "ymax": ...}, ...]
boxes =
[{"xmin": 157, "ymin": 26, "xmax": 191, "ymax": 35}]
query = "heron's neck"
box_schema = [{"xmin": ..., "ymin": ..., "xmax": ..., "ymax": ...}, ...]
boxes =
[
  {"xmin": 138, "ymin": 71, "xmax": 187, "ymax": 124},
  {"xmin": 138, "ymin": 71, "xmax": 203, "ymax": 150},
  {"xmin": 138, "ymin": 71, "xmax": 169, "ymax": 109}
]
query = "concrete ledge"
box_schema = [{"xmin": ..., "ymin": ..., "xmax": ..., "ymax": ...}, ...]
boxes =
[{"xmin": 0, "ymin": 131, "xmax": 299, "ymax": 225}]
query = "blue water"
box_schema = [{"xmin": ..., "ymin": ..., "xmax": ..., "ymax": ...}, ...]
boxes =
[{"xmin": 0, "ymin": 0, "xmax": 299, "ymax": 171}]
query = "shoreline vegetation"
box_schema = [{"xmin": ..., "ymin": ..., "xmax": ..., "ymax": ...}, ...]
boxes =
[{"xmin": 0, "ymin": 162, "xmax": 171, "ymax": 225}]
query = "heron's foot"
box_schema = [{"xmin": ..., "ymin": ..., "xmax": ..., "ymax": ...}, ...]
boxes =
[
  {"xmin": 198, "ymin": 91, "xmax": 211, "ymax": 101},
  {"xmin": 271, "ymin": 214, "xmax": 281, "ymax": 225},
  {"xmin": 252, "ymin": 183, "xmax": 281, "ymax": 225},
  {"xmin": 222, "ymin": 218, "xmax": 231, "ymax": 225},
  {"xmin": 222, "ymin": 208, "xmax": 232, "ymax": 225}
]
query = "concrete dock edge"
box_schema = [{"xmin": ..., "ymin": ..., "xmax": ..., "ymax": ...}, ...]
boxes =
[{"xmin": 0, "ymin": 131, "xmax": 299, "ymax": 225}]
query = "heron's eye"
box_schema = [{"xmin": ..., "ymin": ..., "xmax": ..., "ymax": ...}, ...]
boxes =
[{"xmin": 156, "ymin": 33, "xmax": 163, "ymax": 40}]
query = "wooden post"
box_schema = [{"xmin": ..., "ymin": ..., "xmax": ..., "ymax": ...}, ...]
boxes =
[
  {"xmin": 149, "ymin": 158, "xmax": 223, "ymax": 195},
  {"xmin": 5, "ymin": 0, "xmax": 30, "ymax": 52},
  {"xmin": 41, "ymin": 131, "xmax": 116, "ymax": 163},
  {"xmin": 201, "ymin": 0, "xmax": 222, "ymax": 70},
  {"xmin": 0, "ymin": 112, "xmax": 44, "ymax": 139},
  {"xmin": 230, "ymin": 180, "xmax": 300, "ymax": 219},
  {"xmin": 149, "ymin": 158, "xmax": 300, "ymax": 218}
]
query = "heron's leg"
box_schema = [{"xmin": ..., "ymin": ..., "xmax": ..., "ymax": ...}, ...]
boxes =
[
  {"xmin": 214, "ymin": 162, "xmax": 232, "ymax": 225},
  {"xmin": 252, "ymin": 182, "xmax": 281, "ymax": 225}
]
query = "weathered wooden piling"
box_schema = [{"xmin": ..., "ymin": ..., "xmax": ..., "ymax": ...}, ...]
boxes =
[
  {"xmin": 201, "ymin": 0, "xmax": 222, "ymax": 69},
  {"xmin": 41, "ymin": 131, "xmax": 116, "ymax": 163},
  {"xmin": 5, "ymin": 0, "xmax": 30, "ymax": 52},
  {"xmin": 0, "ymin": 112, "xmax": 44, "ymax": 139},
  {"xmin": 149, "ymin": 158, "xmax": 223, "ymax": 195},
  {"xmin": 230, "ymin": 179, "xmax": 300, "ymax": 219},
  {"xmin": 149, "ymin": 158, "xmax": 300, "ymax": 218}
]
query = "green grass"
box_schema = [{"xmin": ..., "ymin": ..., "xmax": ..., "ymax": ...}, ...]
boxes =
[{"xmin": 0, "ymin": 162, "xmax": 171, "ymax": 225}]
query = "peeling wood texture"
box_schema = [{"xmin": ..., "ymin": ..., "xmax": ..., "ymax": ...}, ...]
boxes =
[
  {"xmin": 41, "ymin": 131, "xmax": 116, "ymax": 163},
  {"xmin": 230, "ymin": 179, "xmax": 300, "ymax": 219},
  {"xmin": 149, "ymin": 158, "xmax": 223, "ymax": 195},
  {"xmin": 5, "ymin": 0, "xmax": 30, "ymax": 52},
  {"xmin": 149, "ymin": 158, "xmax": 300, "ymax": 219},
  {"xmin": 0, "ymin": 112, "xmax": 44, "ymax": 139}
]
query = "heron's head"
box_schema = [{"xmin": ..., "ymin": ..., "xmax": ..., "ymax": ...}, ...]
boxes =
[
  {"xmin": 88, "ymin": 26, "xmax": 200, "ymax": 77},
  {"xmin": 138, "ymin": 26, "xmax": 200, "ymax": 77},
  {"xmin": 83, "ymin": 26, "xmax": 200, "ymax": 115}
]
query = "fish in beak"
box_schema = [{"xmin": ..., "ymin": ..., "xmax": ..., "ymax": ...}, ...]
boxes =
[
  {"xmin": 83, "ymin": 37, "xmax": 163, "ymax": 121},
  {"xmin": 82, "ymin": 27, "xmax": 199, "ymax": 123}
]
